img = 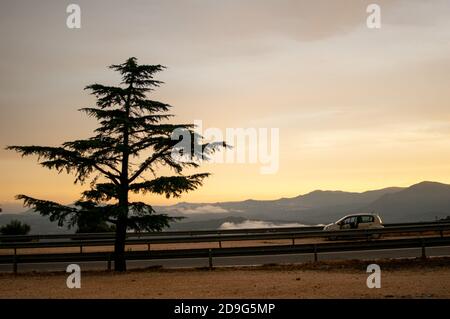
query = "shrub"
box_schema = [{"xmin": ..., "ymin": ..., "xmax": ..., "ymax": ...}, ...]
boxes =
[{"xmin": 0, "ymin": 219, "xmax": 31, "ymax": 236}]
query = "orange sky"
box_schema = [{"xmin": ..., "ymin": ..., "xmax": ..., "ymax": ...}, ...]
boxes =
[{"xmin": 1, "ymin": 0, "xmax": 450, "ymax": 212}]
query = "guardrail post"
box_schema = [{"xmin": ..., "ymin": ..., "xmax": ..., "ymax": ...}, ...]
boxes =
[
  {"xmin": 13, "ymin": 248, "xmax": 17, "ymax": 275},
  {"xmin": 313, "ymin": 245, "xmax": 318, "ymax": 263},
  {"xmin": 218, "ymin": 241, "xmax": 222, "ymax": 248},
  {"xmin": 208, "ymin": 249, "xmax": 213, "ymax": 270},
  {"xmin": 292, "ymin": 238, "xmax": 295, "ymax": 246},
  {"xmin": 421, "ymin": 239, "xmax": 426, "ymax": 259},
  {"xmin": 107, "ymin": 254, "xmax": 112, "ymax": 271},
  {"xmin": 147, "ymin": 244, "xmax": 151, "ymax": 251},
  {"xmin": 80, "ymin": 243, "xmax": 83, "ymax": 254}
]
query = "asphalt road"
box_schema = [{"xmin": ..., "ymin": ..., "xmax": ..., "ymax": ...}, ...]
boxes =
[{"xmin": 1, "ymin": 245, "xmax": 449, "ymax": 273}]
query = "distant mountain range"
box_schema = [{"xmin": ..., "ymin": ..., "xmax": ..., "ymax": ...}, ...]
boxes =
[{"xmin": 1, "ymin": 181, "xmax": 450, "ymax": 234}]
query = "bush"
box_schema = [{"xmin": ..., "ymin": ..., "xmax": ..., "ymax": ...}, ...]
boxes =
[{"xmin": 0, "ymin": 219, "xmax": 31, "ymax": 236}]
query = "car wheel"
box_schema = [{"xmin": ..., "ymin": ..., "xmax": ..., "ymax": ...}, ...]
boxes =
[{"xmin": 370, "ymin": 234, "xmax": 382, "ymax": 240}]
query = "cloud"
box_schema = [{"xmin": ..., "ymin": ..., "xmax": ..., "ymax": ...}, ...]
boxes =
[
  {"xmin": 219, "ymin": 219, "xmax": 320, "ymax": 229},
  {"xmin": 168, "ymin": 204, "xmax": 229, "ymax": 214}
]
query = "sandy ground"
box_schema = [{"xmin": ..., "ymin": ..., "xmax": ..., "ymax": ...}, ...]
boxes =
[{"xmin": 0, "ymin": 258, "xmax": 449, "ymax": 299}]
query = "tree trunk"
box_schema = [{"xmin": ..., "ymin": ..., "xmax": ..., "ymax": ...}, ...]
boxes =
[
  {"xmin": 114, "ymin": 81, "xmax": 132, "ymax": 272},
  {"xmin": 114, "ymin": 187, "xmax": 129, "ymax": 271},
  {"xmin": 114, "ymin": 216, "xmax": 127, "ymax": 271}
]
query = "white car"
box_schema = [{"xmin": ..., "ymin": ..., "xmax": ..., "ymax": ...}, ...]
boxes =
[{"xmin": 323, "ymin": 213, "xmax": 384, "ymax": 239}]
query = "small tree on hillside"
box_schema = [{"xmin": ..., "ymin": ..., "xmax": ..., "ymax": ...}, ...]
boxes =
[
  {"xmin": 0, "ymin": 220, "xmax": 31, "ymax": 236},
  {"xmin": 7, "ymin": 57, "xmax": 226, "ymax": 271}
]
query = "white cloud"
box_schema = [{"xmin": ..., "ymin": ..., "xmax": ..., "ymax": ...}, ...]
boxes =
[
  {"xmin": 219, "ymin": 219, "xmax": 319, "ymax": 229},
  {"xmin": 169, "ymin": 204, "xmax": 229, "ymax": 214}
]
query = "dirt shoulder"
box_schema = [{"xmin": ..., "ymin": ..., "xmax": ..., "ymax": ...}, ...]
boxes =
[{"xmin": 0, "ymin": 257, "xmax": 449, "ymax": 299}]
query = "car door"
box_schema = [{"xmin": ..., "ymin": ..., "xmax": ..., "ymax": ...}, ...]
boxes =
[
  {"xmin": 357, "ymin": 215, "xmax": 374, "ymax": 229},
  {"xmin": 358, "ymin": 215, "xmax": 375, "ymax": 229}
]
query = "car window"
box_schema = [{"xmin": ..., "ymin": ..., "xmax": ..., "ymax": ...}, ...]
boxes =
[
  {"xmin": 343, "ymin": 217, "xmax": 357, "ymax": 224},
  {"xmin": 343, "ymin": 217, "xmax": 353, "ymax": 224},
  {"xmin": 359, "ymin": 215, "xmax": 374, "ymax": 223}
]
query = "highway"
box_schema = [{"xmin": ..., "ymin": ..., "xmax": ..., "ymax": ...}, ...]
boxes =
[
  {"xmin": 1, "ymin": 223, "xmax": 449, "ymax": 273},
  {"xmin": 1, "ymin": 245, "xmax": 449, "ymax": 273}
]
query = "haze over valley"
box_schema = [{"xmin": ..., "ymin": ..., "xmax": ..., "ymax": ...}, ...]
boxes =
[{"xmin": 2, "ymin": 181, "xmax": 449, "ymax": 234}]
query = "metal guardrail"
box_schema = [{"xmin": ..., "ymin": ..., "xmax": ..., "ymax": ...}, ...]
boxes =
[
  {"xmin": 0, "ymin": 226, "xmax": 326, "ymax": 242},
  {"xmin": 0, "ymin": 223, "xmax": 449, "ymax": 250},
  {"xmin": 0, "ymin": 221, "xmax": 447, "ymax": 242},
  {"xmin": 0, "ymin": 236, "xmax": 449, "ymax": 273}
]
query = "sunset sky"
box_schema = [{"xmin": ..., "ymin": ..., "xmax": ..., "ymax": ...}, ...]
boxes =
[{"xmin": 1, "ymin": 0, "xmax": 450, "ymax": 212}]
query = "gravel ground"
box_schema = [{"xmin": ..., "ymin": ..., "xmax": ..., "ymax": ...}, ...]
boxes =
[{"xmin": 0, "ymin": 257, "xmax": 448, "ymax": 299}]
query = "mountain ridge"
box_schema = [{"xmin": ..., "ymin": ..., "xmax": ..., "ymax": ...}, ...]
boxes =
[{"xmin": 1, "ymin": 181, "xmax": 450, "ymax": 233}]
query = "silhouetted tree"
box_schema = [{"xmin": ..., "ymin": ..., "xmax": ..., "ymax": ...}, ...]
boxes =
[
  {"xmin": 7, "ymin": 57, "xmax": 225, "ymax": 271},
  {"xmin": 75, "ymin": 209, "xmax": 116, "ymax": 233},
  {"xmin": 0, "ymin": 220, "xmax": 31, "ymax": 236}
]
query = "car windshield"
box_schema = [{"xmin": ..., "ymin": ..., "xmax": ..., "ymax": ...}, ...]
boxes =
[
  {"xmin": 336, "ymin": 216, "xmax": 350, "ymax": 224},
  {"xmin": 335, "ymin": 215, "xmax": 376, "ymax": 224}
]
